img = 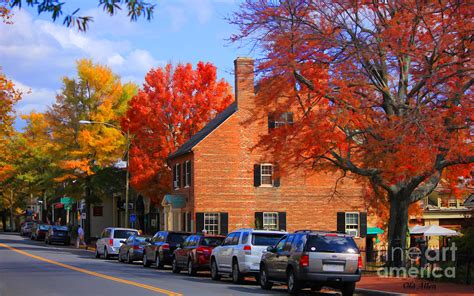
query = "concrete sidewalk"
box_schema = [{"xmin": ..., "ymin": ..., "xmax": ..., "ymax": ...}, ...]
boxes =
[{"xmin": 358, "ymin": 274, "xmax": 473, "ymax": 295}]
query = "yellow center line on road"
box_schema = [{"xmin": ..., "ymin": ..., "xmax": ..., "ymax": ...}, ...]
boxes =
[{"xmin": 0, "ymin": 243, "xmax": 182, "ymax": 296}]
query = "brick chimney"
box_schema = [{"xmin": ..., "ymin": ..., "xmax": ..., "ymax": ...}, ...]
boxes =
[{"xmin": 234, "ymin": 57, "xmax": 255, "ymax": 112}]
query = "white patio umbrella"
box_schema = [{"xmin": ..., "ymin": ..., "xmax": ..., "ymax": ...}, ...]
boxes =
[{"xmin": 410, "ymin": 224, "xmax": 459, "ymax": 236}]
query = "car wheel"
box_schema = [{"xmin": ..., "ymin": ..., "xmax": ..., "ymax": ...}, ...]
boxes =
[
  {"xmin": 143, "ymin": 253, "xmax": 151, "ymax": 267},
  {"xmin": 259, "ymin": 265, "xmax": 273, "ymax": 290},
  {"xmin": 287, "ymin": 269, "xmax": 301, "ymax": 295},
  {"xmin": 187, "ymin": 258, "xmax": 196, "ymax": 276},
  {"xmin": 118, "ymin": 253, "xmax": 122, "ymax": 262},
  {"xmin": 155, "ymin": 254, "xmax": 163, "ymax": 269},
  {"xmin": 95, "ymin": 246, "xmax": 100, "ymax": 258},
  {"xmin": 211, "ymin": 258, "xmax": 220, "ymax": 281},
  {"xmin": 341, "ymin": 282, "xmax": 356, "ymax": 296},
  {"xmin": 172, "ymin": 257, "xmax": 181, "ymax": 274},
  {"xmin": 232, "ymin": 260, "xmax": 244, "ymax": 284},
  {"xmin": 127, "ymin": 252, "xmax": 132, "ymax": 264},
  {"xmin": 104, "ymin": 247, "xmax": 109, "ymax": 259}
]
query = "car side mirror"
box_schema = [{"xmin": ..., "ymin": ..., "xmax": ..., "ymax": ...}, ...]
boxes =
[
  {"xmin": 176, "ymin": 244, "xmax": 181, "ymax": 249},
  {"xmin": 120, "ymin": 240, "xmax": 126, "ymax": 244},
  {"xmin": 267, "ymin": 246, "xmax": 276, "ymax": 253},
  {"xmin": 145, "ymin": 238, "xmax": 151, "ymax": 243}
]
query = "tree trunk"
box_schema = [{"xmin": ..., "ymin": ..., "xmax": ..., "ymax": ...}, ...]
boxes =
[
  {"xmin": 84, "ymin": 176, "xmax": 92, "ymax": 244},
  {"xmin": 9, "ymin": 189, "xmax": 14, "ymax": 232},
  {"xmin": 387, "ymin": 193, "xmax": 410, "ymax": 268}
]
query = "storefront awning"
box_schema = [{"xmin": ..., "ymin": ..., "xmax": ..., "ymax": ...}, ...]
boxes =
[
  {"xmin": 162, "ymin": 195, "xmax": 186, "ymax": 209},
  {"xmin": 367, "ymin": 227, "xmax": 384, "ymax": 235}
]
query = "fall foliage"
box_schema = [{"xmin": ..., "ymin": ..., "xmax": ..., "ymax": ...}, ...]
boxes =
[
  {"xmin": 231, "ymin": 0, "xmax": 473, "ymax": 265},
  {"xmin": 122, "ymin": 62, "xmax": 233, "ymax": 201},
  {"xmin": 47, "ymin": 59, "xmax": 137, "ymax": 182}
]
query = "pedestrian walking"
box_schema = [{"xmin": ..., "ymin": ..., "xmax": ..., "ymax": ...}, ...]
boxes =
[{"xmin": 76, "ymin": 225, "xmax": 87, "ymax": 249}]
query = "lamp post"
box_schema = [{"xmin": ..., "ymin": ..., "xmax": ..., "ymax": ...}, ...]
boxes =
[{"xmin": 78, "ymin": 120, "xmax": 131, "ymax": 228}]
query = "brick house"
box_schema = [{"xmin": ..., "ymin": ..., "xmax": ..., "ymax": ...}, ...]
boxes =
[{"xmin": 165, "ymin": 57, "xmax": 373, "ymax": 247}]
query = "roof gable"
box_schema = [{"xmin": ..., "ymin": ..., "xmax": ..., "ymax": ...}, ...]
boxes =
[{"xmin": 168, "ymin": 101, "xmax": 237, "ymax": 160}]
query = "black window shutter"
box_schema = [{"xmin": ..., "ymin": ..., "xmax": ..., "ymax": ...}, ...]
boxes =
[
  {"xmin": 255, "ymin": 212, "xmax": 263, "ymax": 230},
  {"xmin": 254, "ymin": 164, "xmax": 261, "ymax": 187},
  {"xmin": 220, "ymin": 213, "xmax": 228, "ymax": 235},
  {"xmin": 273, "ymin": 164, "xmax": 280, "ymax": 187},
  {"xmin": 360, "ymin": 212, "xmax": 367, "ymax": 237},
  {"xmin": 278, "ymin": 212, "xmax": 287, "ymax": 231},
  {"xmin": 187, "ymin": 161, "xmax": 192, "ymax": 186},
  {"xmin": 173, "ymin": 165, "xmax": 176, "ymax": 186},
  {"xmin": 268, "ymin": 113, "xmax": 275, "ymax": 129},
  {"xmin": 181, "ymin": 162, "xmax": 185, "ymax": 187},
  {"xmin": 177, "ymin": 164, "xmax": 181, "ymax": 188},
  {"xmin": 195, "ymin": 212, "xmax": 204, "ymax": 233},
  {"xmin": 337, "ymin": 212, "xmax": 345, "ymax": 233}
]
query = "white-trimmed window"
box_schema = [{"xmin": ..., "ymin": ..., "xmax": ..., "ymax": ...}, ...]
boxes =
[
  {"xmin": 261, "ymin": 164, "xmax": 273, "ymax": 186},
  {"xmin": 345, "ymin": 212, "xmax": 359, "ymax": 237},
  {"xmin": 204, "ymin": 213, "xmax": 220, "ymax": 235},
  {"xmin": 185, "ymin": 161, "xmax": 191, "ymax": 187},
  {"xmin": 269, "ymin": 112, "xmax": 294, "ymax": 129},
  {"xmin": 448, "ymin": 198, "xmax": 457, "ymax": 208},
  {"xmin": 173, "ymin": 163, "xmax": 180, "ymax": 189},
  {"xmin": 263, "ymin": 212, "xmax": 278, "ymax": 230}
]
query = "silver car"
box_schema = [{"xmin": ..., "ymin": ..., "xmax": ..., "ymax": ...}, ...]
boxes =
[
  {"xmin": 259, "ymin": 230, "xmax": 362, "ymax": 295},
  {"xmin": 95, "ymin": 227, "xmax": 138, "ymax": 259},
  {"xmin": 210, "ymin": 228, "xmax": 287, "ymax": 284}
]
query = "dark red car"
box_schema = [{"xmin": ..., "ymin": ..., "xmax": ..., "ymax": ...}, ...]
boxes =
[{"xmin": 172, "ymin": 234, "xmax": 225, "ymax": 275}]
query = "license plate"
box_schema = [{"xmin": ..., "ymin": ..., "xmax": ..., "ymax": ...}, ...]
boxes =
[{"xmin": 323, "ymin": 264, "xmax": 344, "ymax": 272}]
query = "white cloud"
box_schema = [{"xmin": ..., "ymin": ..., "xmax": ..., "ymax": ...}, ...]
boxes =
[
  {"xmin": 12, "ymin": 80, "xmax": 57, "ymax": 114},
  {"xmin": 0, "ymin": 9, "xmax": 163, "ymax": 115}
]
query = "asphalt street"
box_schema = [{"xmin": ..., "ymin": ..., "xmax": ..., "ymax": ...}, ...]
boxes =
[{"xmin": 0, "ymin": 233, "xmax": 374, "ymax": 296}]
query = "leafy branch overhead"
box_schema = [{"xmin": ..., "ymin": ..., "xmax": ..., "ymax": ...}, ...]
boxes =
[{"xmin": 9, "ymin": 0, "xmax": 155, "ymax": 31}]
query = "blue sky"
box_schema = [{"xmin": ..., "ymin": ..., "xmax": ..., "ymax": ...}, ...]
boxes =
[{"xmin": 0, "ymin": 0, "xmax": 254, "ymax": 128}]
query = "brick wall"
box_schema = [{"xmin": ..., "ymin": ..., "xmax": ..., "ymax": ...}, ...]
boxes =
[{"xmin": 169, "ymin": 57, "xmax": 370, "ymax": 247}]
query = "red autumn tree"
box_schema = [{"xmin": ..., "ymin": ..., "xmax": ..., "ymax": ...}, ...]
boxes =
[
  {"xmin": 122, "ymin": 62, "xmax": 233, "ymax": 201},
  {"xmin": 231, "ymin": 0, "xmax": 473, "ymax": 265}
]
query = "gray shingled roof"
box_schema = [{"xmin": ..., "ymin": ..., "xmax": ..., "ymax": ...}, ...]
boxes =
[{"xmin": 168, "ymin": 102, "xmax": 237, "ymax": 160}]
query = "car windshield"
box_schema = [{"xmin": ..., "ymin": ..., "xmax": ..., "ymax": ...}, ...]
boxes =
[
  {"xmin": 39, "ymin": 225, "xmax": 50, "ymax": 230},
  {"xmin": 252, "ymin": 233, "xmax": 285, "ymax": 246},
  {"xmin": 201, "ymin": 237, "xmax": 224, "ymax": 247},
  {"xmin": 113, "ymin": 230, "xmax": 138, "ymax": 239},
  {"xmin": 53, "ymin": 226, "xmax": 68, "ymax": 231},
  {"xmin": 136, "ymin": 236, "xmax": 149, "ymax": 243},
  {"xmin": 306, "ymin": 235, "xmax": 359, "ymax": 254},
  {"xmin": 168, "ymin": 234, "xmax": 189, "ymax": 244}
]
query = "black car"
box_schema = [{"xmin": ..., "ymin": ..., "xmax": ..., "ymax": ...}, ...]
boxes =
[
  {"xmin": 118, "ymin": 235, "xmax": 150, "ymax": 263},
  {"xmin": 31, "ymin": 224, "xmax": 51, "ymax": 240},
  {"xmin": 45, "ymin": 226, "xmax": 70, "ymax": 245},
  {"xmin": 143, "ymin": 231, "xmax": 191, "ymax": 269}
]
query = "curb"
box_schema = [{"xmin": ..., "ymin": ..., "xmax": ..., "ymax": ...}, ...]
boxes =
[{"xmin": 356, "ymin": 288, "xmax": 407, "ymax": 296}]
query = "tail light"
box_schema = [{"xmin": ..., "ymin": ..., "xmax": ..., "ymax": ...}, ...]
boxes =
[
  {"xmin": 358, "ymin": 255, "xmax": 363, "ymax": 269},
  {"xmin": 299, "ymin": 254, "xmax": 309, "ymax": 267},
  {"xmin": 133, "ymin": 245, "xmax": 141, "ymax": 250},
  {"xmin": 161, "ymin": 243, "xmax": 170, "ymax": 250},
  {"xmin": 109, "ymin": 239, "xmax": 113, "ymax": 246},
  {"xmin": 243, "ymin": 245, "xmax": 251, "ymax": 255},
  {"xmin": 196, "ymin": 247, "xmax": 210, "ymax": 255},
  {"xmin": 325, "ymin": 233, "xmax": 338, "ymax": 237}
]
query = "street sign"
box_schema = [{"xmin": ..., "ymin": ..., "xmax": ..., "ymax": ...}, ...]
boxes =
[
  {"xmin": 60, "ymin": 197, "xmax": 74, "ymax": 205},
  {"xmin": 130, "ymin": 214, "xmax": 136, "ymax": 223},
  {"xmin": 81, "ymin": 213, "xmax": 86, "ymax": 219}
]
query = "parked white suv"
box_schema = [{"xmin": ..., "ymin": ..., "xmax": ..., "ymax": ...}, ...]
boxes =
[
  {"xmin": 210, "ymin": 228, "xmax": 287, "ymax": 283},
  {"xmin": 95, "ymin": 227, "xmax": 138, "ymax": 259}
]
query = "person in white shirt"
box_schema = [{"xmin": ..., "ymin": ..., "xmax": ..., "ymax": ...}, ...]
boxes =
[{"xmin": 76, "ymin": 225, "xmax": 87, "ymax": 249}]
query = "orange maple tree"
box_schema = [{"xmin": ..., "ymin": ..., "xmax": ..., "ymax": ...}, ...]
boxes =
[
  {"xmin": 231, "ymin": 0, "xmax": 473, "ymax": 265},
  {"xmin": 122, "ymin": 62, "xmax": 233, "ymax": 201}
]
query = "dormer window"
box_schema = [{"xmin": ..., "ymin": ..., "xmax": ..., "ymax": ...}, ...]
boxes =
[{"xmin": 268, "ymin": 112, "xmax": 294, "ymax": 129}]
